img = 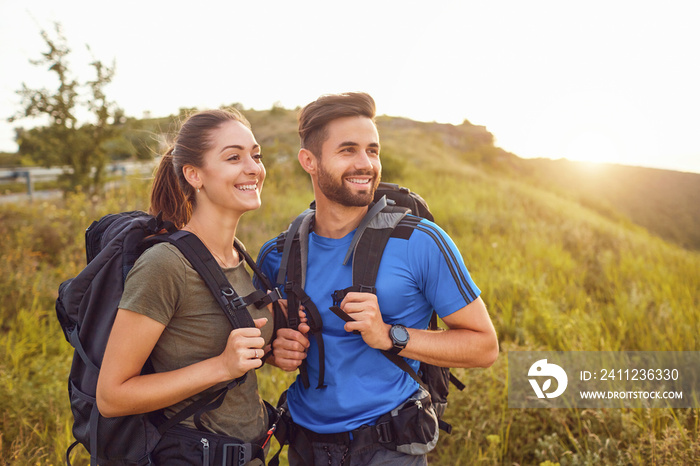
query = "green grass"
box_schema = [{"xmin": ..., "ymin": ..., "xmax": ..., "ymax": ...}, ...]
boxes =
[{"xmin": 1, "ymin": 151, "xmax": 698, "ymax": 464}]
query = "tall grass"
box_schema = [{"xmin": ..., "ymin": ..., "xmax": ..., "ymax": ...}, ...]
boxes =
[{"xmin": 1, "ymin": 154, "xmax": 698, "ymax": 465}]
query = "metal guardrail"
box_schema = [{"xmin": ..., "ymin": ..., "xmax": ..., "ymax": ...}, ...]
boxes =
[{"xmin": 0, "ymin": 162, "xmax": 157, "ymax": 198}]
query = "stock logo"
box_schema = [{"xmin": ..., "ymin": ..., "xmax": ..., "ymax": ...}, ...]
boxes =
[{"xmin": 528, "ymin": 359, "xmax": 568, "ymax": 399}]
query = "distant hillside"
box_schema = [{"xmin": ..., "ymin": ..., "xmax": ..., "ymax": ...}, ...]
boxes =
[{"xmin": 516, "ymin": 158, "xmax": 700, "ymax": 250}]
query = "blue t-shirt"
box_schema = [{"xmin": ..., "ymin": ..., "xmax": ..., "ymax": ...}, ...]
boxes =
[{"xmin": 257, "ymin": 216, "xmax": 480, "ymax": 433}]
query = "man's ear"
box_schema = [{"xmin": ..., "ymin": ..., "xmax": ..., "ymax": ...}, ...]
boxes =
[
  {"xmin": 298, "ymin": 148, "xmax": 317, "ymax": 175},
  {"xmin": 182, "ymin": 165, "xmax": 201, "ymax": 189}
]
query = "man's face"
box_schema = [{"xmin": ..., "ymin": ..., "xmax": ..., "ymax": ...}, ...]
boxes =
[{"xmin": 315, "ymin": 116, "xmax": 381, "ymax": 207}]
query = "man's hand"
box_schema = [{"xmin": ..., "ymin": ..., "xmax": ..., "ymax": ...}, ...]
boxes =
[
  {"xmin": 340, "ymin": 292, "xmax": 391, "ymax": 351},
  {"xmin": 270, "ymin": 321, "xmax": 310, "ymax": 371}
]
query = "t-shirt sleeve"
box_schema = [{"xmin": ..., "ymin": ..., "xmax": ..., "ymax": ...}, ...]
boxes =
[
  {"xmin": 409, "ymin": 219, "xmax": 481, "ymax": 318},
  {"xmin": 254, "ymin": 238, "xmax": 282, "ymax": 292},
  {"xmin": 118, "ymin": 243, "xmax": 187, "ymax": 326}
]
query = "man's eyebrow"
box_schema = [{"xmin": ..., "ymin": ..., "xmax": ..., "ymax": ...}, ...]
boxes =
[{"xmin": 337, "ymin": 141, "xmax": 380, "ymax": 148}]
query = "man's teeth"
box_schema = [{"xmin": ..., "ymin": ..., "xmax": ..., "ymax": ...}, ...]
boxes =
[
  {"xmin": 237, "ymin": 184, "xmax": 257, "ymax": 191},
  {"xmin": 347, "ymin": 178, "xmax": 370, "ymax": 184}
]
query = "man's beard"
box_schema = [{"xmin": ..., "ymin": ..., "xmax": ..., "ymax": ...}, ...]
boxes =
[{"xmin": 317, "ymin": 163, "xmax": 381, "ymax": 207}]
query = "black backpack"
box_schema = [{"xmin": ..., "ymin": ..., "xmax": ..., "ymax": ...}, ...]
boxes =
[
  {"xmin": 55, "ymin": 211, "xmax": 281, "ymax": 465},
  {"xmin": 272, "ymin": 182, "xmax": 465, "ymax": 433}
]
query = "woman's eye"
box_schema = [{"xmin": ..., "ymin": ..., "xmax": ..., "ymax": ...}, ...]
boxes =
[
  {"xmin": 253, "ymin": 153, "xmax": 263, "ymax": 161},
  {"xmin": 227, "ymin": 154, "xmax": 240, "ymax": 161}
]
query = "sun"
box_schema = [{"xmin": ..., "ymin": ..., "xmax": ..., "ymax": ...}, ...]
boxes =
[{"xmin": 563, "ymin": 130, "xmax": 621, "ymax": 165}]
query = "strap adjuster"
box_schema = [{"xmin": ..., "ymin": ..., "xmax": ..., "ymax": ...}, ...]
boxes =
[
  {"xmin": 225, "ymin": 293, "xmax": 247, "ymax": 310},
  {"xmin": 222, "ymin": 442, "xmax": 246, "ymax": 466},
  {"xmin": 269, "ymin": 287, "xmax": 283, "ymax": 303},
  {"xmin": 375, "ymin": 421, "xmax": 393, "ymax": 444},
  {"xmin": 358, "ymin": 285, "xmax": 376, "ymax": 294},
  {"xmin": 331, "ymin": 290, "xmax": 345, "ymax": 306}
]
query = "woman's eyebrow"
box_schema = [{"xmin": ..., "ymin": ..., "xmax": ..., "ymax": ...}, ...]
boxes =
[{"xmin": 220, "ymin": 144, "xmax": 260, "ymax": 153}]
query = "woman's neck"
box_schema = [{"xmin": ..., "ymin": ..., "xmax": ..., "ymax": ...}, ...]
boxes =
[{"xmin": 183, "ymin": 211, "xmax": 240, "ymax": 268}]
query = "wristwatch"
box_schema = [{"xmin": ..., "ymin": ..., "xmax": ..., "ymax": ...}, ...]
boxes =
[{"xmin": 388, "ymin": 324, "xmax": 410, "ymax": 354}]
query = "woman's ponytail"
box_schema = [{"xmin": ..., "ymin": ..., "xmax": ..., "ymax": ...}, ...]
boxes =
[{"xmin": 149, "ymin": 148, "xmax": 192, "ymax": 229}]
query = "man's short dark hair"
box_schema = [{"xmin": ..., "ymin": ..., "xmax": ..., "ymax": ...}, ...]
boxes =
[{"xmin": 298, "ymin": 92, "xmax": 376, "ymax": 158}]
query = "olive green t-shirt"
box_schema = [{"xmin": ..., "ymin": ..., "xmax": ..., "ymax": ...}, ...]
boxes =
[{"xmin": 118, "ymin": 242, "xmax": 273, "ymax": 442}]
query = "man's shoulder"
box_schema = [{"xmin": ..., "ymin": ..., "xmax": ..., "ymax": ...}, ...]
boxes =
[
  {"xmin": 257, "ymin": 233, "xmax": 285, "ymax": 264},
  {"xmin": 391, "ymin": 215, "xmax": 450, "ymax": 243}
]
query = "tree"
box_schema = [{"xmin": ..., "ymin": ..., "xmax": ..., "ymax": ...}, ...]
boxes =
[{"xmin": 9, "ymin": 22, "xmax": 117, "ymax": 193}]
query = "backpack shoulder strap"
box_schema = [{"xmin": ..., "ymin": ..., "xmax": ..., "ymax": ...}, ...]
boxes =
[
  {"xmin": 234, "ymin": 238, "xmax": 283, "ymax": 308},
  {"xmin": 166, "ymin": 230, "xmax": 256, "ymax": 330},
  {"xmin": 341, "ymin": 196, "xmax": 389, "ymax": 266},
  {"xmin": 275, "ymin": 209, "xmax": 326, "ymax": 389},
  {"xmin": 331, "ymin": 197, "xmax": 409, "ymax": 305},
  {"xmin": 234, "ymin": 238, "xmax": 286, "ymax": 351},
  {"xmin": 277, "ymin": 209, "xmax": 314, "ymax": 286}
]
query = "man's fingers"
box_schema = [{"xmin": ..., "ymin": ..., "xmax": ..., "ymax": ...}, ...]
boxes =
[
  {"xmin": 274, "ymin": 347, "xmax": 308, "ymax": 361},
  {"xmin": 276, "ymin": 328, "xmax": 310, "ymax": 348},
  {"xmin": 274, "ymin": 336, "xmax": 308, "ymax": 353},
  {"xmin": 298, "ymin": 309, "xmax": 308, "ymax": 323}
]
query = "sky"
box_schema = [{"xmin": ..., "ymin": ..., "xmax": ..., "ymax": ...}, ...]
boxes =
[{"xmin": 1, "ymin": 0, "xmax": 699, "ymax": 174}]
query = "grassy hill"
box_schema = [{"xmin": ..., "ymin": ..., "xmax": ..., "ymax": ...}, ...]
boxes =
[
  {"xmin": 517, "ymin": 158, "xmax": 700, "ymax": 251},
  {"xmin": 1, "ymin": 107, "xmax": 698, "ymax": 464}
]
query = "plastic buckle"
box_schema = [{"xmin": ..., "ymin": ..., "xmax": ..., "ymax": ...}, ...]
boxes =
[
  {"xmin": 269, "ymin": 287, "xmax": 283, "ymax": 303},
  {"xmin": 331, "ymin": 290, "xmax": 344, "ymax": 306},
  {"xmin": 375, "ymin": 421, "xmax": 393, "ymax": 444},
  {"xmin": 358, "ymin": 285, "xmax": 376, "ymax": 294},
  {"xmin": 222, "ymin": 289, "xmax": 247, "ymax": 310},
  {"xmin": 222, "ymin": 443, "xmax": 246, "ymax": 466}
]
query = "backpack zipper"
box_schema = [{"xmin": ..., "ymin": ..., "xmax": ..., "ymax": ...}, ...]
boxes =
[{"xmin": 201, "ymin": 438, "xmax": 210, "ymax": 466}]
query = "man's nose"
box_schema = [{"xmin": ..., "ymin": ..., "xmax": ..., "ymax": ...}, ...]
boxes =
[{"xmin": 354, "ymin": 150, "xmax": 374, "ymax": 170}]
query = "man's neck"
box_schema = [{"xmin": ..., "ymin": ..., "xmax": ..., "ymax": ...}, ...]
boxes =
[{"xmin": 312, "ymin": 198, "xmax": 369, "ymax": 239}]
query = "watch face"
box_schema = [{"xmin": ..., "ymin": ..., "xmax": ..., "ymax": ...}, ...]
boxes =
[{"xmin": 392, "ymin": 325, "xmax": 410, "ymax": 344}]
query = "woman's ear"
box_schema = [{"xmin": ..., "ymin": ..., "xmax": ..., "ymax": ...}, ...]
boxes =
[
  {"xmin": 182, "ymin": 165, "xmax": 201, "ymax": 190},
  {"xmin": 298, "ymin": 148, "xmax": 317, "ymax": 175}
]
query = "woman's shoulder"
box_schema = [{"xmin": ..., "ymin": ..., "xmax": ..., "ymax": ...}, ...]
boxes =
[{"xmin": 133, "ymin": 241, "xmax": 189, "ymax": 272}]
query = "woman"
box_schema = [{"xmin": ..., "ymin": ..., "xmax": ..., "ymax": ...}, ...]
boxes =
[{"xmin": 96, "ymin": 108, "xmax": 273, "ymax": 465}]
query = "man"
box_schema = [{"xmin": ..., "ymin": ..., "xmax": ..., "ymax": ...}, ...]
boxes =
[{"xmin": 257, "ymin": 92, "xmax": 498, "ymax": 465}]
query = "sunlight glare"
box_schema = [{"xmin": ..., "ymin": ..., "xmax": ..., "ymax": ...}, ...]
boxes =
[{"xmin": 563, "ymin": 130, "xmax": 620, "ymax": 165}]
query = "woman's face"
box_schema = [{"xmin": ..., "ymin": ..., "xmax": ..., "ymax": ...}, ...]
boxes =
[{"xmin": 196, "ymin": 120, "xmax": 265, "ymax": 215}]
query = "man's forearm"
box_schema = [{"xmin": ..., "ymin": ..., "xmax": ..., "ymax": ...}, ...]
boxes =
[{"xmin": 398, "ymin": 327, "xmax": 499, "ymax": 368}]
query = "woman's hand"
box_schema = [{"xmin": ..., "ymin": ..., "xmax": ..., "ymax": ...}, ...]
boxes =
[{"xmin": 218, "ymin": 317, "xmax": 268, "ymax": 380}]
